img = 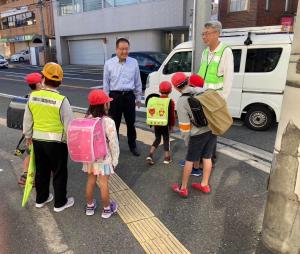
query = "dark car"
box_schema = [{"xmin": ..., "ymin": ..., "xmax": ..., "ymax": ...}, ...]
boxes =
[{"xmin": 111, "ymin": 52, "xmax": 167, "ymax": 90}]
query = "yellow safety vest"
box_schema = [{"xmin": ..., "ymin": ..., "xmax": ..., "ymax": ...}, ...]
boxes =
[{"xmin": 29, "ymin": 89, "xmax": 65, "ymax": 142}]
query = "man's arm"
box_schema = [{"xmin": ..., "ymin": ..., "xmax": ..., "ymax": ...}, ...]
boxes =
[
  {"xmin": 221, "ymin": 48, "xmax": 234, "ymax": 101},
  {"xmin": 134, "ymin": 61, "xmax": 142, "ymax": 102},
  {"xmin": 103, "ymin": 61, "xmax": 110, "ymax": 95}
]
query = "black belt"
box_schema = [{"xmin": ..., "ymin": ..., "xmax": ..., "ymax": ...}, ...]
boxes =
[{"xmin": 110, "ymin": 90, "xmax": 134, "ymax": 95}]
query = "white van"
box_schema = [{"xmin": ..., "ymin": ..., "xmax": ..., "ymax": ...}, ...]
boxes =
[{"xmin": 145, "ymin": 27, "xmax": 293, "ymax": 131}]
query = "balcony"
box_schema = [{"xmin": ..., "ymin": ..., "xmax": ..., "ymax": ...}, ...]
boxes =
[{"xmin": 58, "ymin": 0, "xmax": 156, "ymax": 16}]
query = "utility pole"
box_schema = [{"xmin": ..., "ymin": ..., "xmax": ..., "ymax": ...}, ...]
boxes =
[
  {"xmin": 38, "ymin": 0, "xmax": 47, "ymax": 65},
  {"xmin": 192, "ymin": 0, "xmax": 211, "ymax": 73},
  {"xmin": 262, "ymin": 2, "xmax": 300, "ymax": 253}
]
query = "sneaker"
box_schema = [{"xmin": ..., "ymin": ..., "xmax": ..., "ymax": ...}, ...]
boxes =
[
  {"xmin": 191, "ymin": 183, "xmax": 211, "ymax": 193},
  {"xmin": 85, "ymin": 199, "xmax": 97, "ymax": 216},
  {"xmin": 18, "ymin": 173, "xmax": 27, "ymax": 187},
  {"xmin": 146, "ymin": 154, "xmax": 155, "ymax": 165},
  {"xmin": 191, "ymin": 168, "xmax": 203, "ymax": 177},
  {"xmin": 101, "ymin": 201, "xmax": 118, "ymax": 219},
  {"xmin": 179, "ymin": 160, "xmax": 185, "ymax": 167},
  {"xmin": 163, "ymin": 156, "xmax": 172, "ymax": 164},
  {"xmin": 35, "ymin": 193, "xmax": 54, "ymax": 208},
  {"xmin": 53, "ymin": 197, "xmax": 75, "ymax": 212},
  {"xmin": 172, "ymin": 184, "xmax": 188, "ymax": 198}
]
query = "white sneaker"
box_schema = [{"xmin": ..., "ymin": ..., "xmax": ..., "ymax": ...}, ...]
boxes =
[
  {"xmin": 53, "ymin": 197, "xmax": 75, "ymax": 212},
  {"xmin": 35, "ymin": 193, "xmax": 54, "ymax": 208}
]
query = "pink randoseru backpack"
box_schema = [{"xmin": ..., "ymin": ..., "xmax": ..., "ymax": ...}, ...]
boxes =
[{"xmin": 67, "ymin": 117, "xmax": 107, "ymax": 163}]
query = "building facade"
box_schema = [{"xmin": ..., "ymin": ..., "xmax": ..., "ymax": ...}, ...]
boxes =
[
  {"xmin": 219, "ymin": 0, "xmax": 298, "ymax": 29},
  {"xmin": 53, "ymin": 0, "xmax": 194, "ymax": 65},
  {"xmin": 0, "ymin": 0, "xmax": 55, "ymax": 58}
]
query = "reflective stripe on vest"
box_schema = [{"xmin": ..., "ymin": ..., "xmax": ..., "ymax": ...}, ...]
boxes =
[
  {"xmin": 146, "ymin": 97, "xmax": 170, "ymax": 126},
  {"xmin": 29, "ymin": 89, "xmax": 65, "ymax": 142},
  {"xmin": 198, "ymin": 44, "xmax": 228, "ymax": 91}
]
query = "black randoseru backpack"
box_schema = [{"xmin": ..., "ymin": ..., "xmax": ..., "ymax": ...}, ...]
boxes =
[{"xmin": 182, "ymin": 93, "xmax": 208, "ymax": 127}]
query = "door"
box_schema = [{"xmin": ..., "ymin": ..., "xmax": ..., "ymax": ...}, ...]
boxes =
[
  {"xmin": 68, "ymin": 39, "xmax": 105, "ymax": 65},
  {"xmin": 227, "ymin": 47, "xmax": 245, "ymax": 117}
]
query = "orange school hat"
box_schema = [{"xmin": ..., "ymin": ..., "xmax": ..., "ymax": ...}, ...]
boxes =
[{"xmin": 88, "ymin": 89, "xmax": 113, "ymax": 105}]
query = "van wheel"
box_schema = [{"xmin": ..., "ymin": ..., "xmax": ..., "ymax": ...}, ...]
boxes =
[
  {"xmin": 244, "ymin": 106, "xmax": 274, "ymax": 131},
  {"xmin": 19, "ymin": 57, "xmax": 24, "ymax": 62}
]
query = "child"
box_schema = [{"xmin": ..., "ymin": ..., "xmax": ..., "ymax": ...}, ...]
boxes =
[
  {"xmin": 83, "ymin": 89, "xmax": 120, "ymax": 218},
  {"xmin": 146, "ymin": 81, "xmax": 175, "ymax": 165},
  {"xmin": 17, "ymin": 72, "xmax": 42, "ymax": 186},
  {"xmin": 171, "ymin": 72, "xmax": 216, "ymax": 197}
]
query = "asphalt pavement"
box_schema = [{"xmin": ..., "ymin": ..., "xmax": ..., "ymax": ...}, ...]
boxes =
[{"xmin": 0, "ymin": 63, "xmax": 277, "ymax": 254}]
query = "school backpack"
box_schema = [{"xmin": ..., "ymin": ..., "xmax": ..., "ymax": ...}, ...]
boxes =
[
  {"xmin": 185, "ymin": 90, "xmax": 233, "ymax": 136},
  {"xmin": 7, "ymin": 96, "xmax": 28, "ymax": 130},
  {"xmin": 182, "ymin": 93, "xmax": 208, "ymax": 128},
  {"xmin": 67, "ymin": 117, "xmax": 108, "ymax": 163},
  {"xmin": 146, "ymin": 96, "xmax": 171, "ymax": 126}
]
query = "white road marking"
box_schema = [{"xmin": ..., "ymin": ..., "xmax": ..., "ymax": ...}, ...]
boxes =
[
  {"xmin": 89, "ymin": 85, "xmax": 103, "ymax": 89},
  {"xmin": 0, "ymin": 168, "xmax": 3, "ymax": 172}
]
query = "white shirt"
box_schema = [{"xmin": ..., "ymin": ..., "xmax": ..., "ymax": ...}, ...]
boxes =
[{"xmin": 201, "ymin": 42, "xmax": 234, "ymax": 101}]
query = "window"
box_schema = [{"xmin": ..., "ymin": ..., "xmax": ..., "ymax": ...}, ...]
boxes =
[
  {"xmin": 163, "ymin": 51, "xmax": 192, "ymax": 75},
  {"xmin": 245, "ymin": 48, "xmax": 283, "ymax": 73},
  {"xmin": 229, "ymin": 0, "xmax": 249, "ymax": 12},
  {"xmin": 232, "ymin": 49, "xmax": 242, "ymax": 72},
  {"xmin": 0, "ymin": 12, "xmax": 35, "ymax": 30}
]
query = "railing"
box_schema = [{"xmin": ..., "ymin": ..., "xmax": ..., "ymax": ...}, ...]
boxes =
[{"xmin": 58, "ymin": 0, "xmax": 158, "ymax": 16}]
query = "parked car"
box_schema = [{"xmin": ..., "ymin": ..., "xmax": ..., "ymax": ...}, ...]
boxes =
[
  {"xmin": 145, "ymin": 26, "xmax": 293, "ymax": 131},
  {"xmin": 111, "ymin": 52, "xmax": 167, "ymax": 90},
  {"xmin": 0, "ymin": 54, "xmax": 8, "ymax": 68},
  {"xmin": 10, "ymin": 49, "xmax": 30, "ymax": 62}
]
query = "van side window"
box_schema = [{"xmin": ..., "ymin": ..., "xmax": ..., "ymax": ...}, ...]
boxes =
[
  {"xmin": 163, "ymin": 51, "xmax": 192, "ymax": 75},
  {"xmin": 232, "ymin": 49, "xmax": 242, "ymax": 72},
  {"xmin": 245, "ymin": 48, "xmax": 283, "ymax": 73}
]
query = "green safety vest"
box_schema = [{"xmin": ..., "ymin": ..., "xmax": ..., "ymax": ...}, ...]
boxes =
[
  {"xmin": 28, "ymin": 89, "xmax": 65, "ymax": 142},
  {"xmin": 146, "ymin": 97, "xmax": 170, "ymax": 126},
  {"xmin": 198, "ymin": 43, "xmax": 228, "ymax": 91}
]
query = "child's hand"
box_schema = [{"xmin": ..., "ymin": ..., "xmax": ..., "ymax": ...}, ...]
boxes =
[{"xmin": 26, "ymin": 138, "xmax": 32, "ymax": 147}]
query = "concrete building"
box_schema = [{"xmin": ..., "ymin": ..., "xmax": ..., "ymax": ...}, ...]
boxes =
[
  {"xmin": 219, "ymin": 0, "xmax": 298, "ymax": 29},
  {"xmin": 53, "ymin": 0, "xmax": 195, "ymax": 65},
  {"xmin": 0, "ymin": 0, "xmax": 55, "ymax": 58}
]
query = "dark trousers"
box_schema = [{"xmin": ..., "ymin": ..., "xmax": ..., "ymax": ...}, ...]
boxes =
[
  {"xmin": 33, "ymin": 140, "xmax": 68, "ymax": 208},
  {"xmin": 152, "ymin": 126, "xmax": 170, "ymax": 151},
  {"xmin": 109, "ymin": 91, "xmax": 137, "ymax": 150}
]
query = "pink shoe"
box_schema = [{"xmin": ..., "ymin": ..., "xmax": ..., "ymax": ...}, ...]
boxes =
[{"xmin": 191, "ymin": 183, "xmax": 211, "ymax": 193}]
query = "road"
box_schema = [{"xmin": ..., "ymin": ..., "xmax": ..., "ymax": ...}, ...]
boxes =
[{"xmin": 0, "ymin": 63, "xmax": 276, "ymax": 254}]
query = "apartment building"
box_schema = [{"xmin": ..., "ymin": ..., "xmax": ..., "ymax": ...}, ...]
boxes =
[
  {"xmin": 0, "ymin": 0, "xmax": 55, "ymax": 58},
  {"xmin": 53, "ymin": 0, "xmax": 195, "ymax": 65},
  {"xmin": 219, "ymin": 0, "xmax": 298, "ymax": 29}
]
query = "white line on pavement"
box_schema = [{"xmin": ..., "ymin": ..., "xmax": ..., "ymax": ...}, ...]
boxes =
[{"xmin": 0, "ymin": 168, "xmax": 3, "ymax": 172}]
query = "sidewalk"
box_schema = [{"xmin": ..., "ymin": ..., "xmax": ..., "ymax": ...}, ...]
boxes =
[{"xmin": 0, "ymin": 104, "xmax": 274, "ymax": 254}]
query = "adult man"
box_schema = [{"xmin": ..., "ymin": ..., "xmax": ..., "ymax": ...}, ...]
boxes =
[
  {"xmin": 198, "ymin": 20, "xmax": 234, "ymax": 100},
  {"xmin": 194, "ymin": 20, "xmax": 234, "ymax": 174},
  {"xmin": 103, "ymin": 38, "xmax": 142, "ymax": 156},
  {"xmin": 23, "ymin": 62, "xmax": 74, "ymax": 212}
]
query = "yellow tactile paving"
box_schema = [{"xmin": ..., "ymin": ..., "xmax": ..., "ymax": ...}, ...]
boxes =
[
  {"xmin": 128, "ymin": 218, "xmax": 190, "ymax": 254},
  {"xmin": 100, "ymin": 176, "xmax": 191, "ymax": 253}
]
